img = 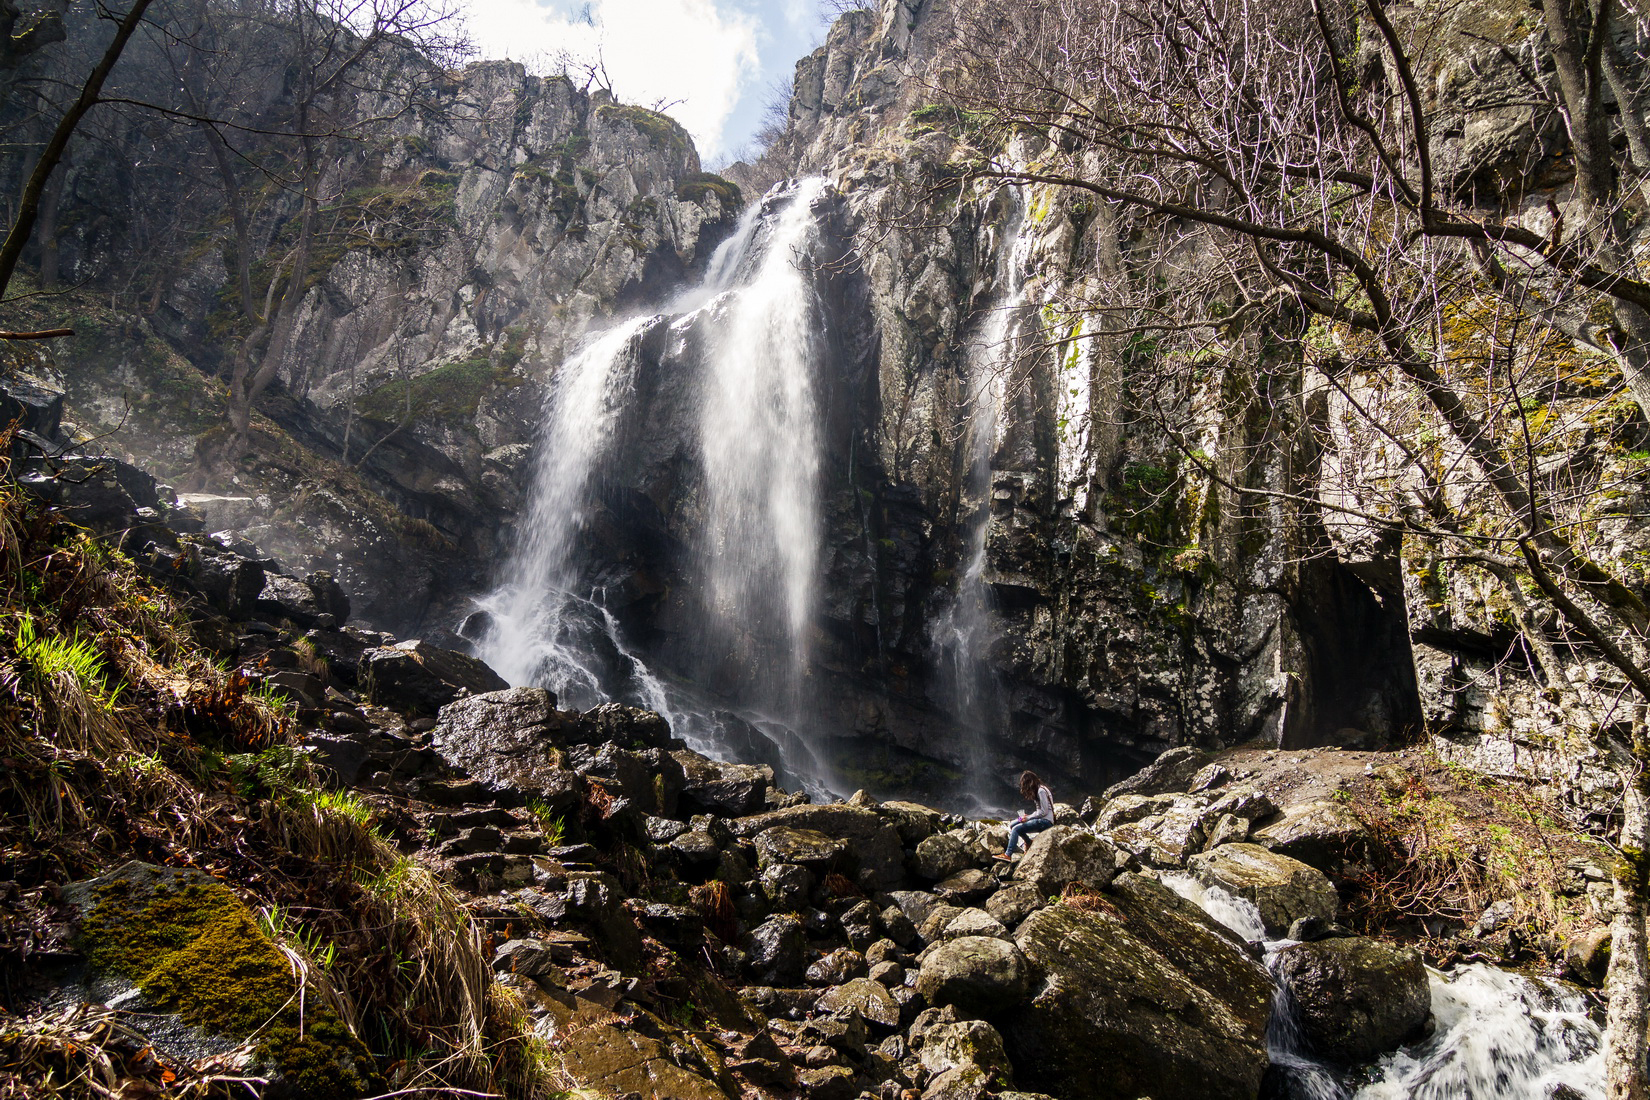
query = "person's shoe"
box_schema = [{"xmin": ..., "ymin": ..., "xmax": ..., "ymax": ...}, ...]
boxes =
[{"xmin": 992, "ymin": 854, "xmax": 1013, "ymax": 863}]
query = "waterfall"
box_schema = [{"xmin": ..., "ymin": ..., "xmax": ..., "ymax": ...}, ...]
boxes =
[
  {"xmin": 931, "ymin": 193, "xmax": 1036, "ymax": 812},
  {"xmin": 696, "ymin": 176, "xmax": 831, "ymax": 695},
  {"xmin": 474, "ymin": 178, "xmax": 834, "ymax": 794},
  {"xmin": 1161, "ymin": 875, "xmax": 1604, "ymax": 1099}
]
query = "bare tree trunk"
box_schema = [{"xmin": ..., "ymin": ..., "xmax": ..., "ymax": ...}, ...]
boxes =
[
  {"xmin": 0, "ymin": 0, "xmax": 155, "ymax": 299},
  {"xmin": 1607, "ymin": 741, "xmax": 1650, "ymax": 1100},
  {"xmin": 36, "ymin": 157, "xmax": 64, "ymax": 288}
]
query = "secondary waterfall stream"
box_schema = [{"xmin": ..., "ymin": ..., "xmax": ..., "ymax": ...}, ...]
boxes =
[
  {"xmin": 474, "ymin": 178, "xmax": 834, "ymax": 793},
  {"xmin": 930, "ymin": 196, "xmax": 1037, "ymax": 813},
  {"xmin": 1164, "ymin": 875, "xmax": 1604, "ymax": 1099}
]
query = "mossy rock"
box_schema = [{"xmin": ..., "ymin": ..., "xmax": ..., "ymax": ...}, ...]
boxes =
[
  {"xmin": 358, "ymin": 356, "xmax": 526, "ymax": 430},
  {"xmin": 676, "ymin": 172, "xmax": 742, "ymax": 209},
  {"xmin": 594, "ymin": 103, "xmax": 693, "ymax": 159},
  {"xmin": 68, "ymin": 862, "xmax": 379, "ymax": 1099}
]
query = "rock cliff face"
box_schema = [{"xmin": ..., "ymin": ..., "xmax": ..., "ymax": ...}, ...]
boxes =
[{"xmin": 1, "ymin": 24, "xmax": 739, "ymax": 631}]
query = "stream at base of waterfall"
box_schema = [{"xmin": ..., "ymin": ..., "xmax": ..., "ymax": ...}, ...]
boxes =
[{"xmin": 1164, "ymin": 874, "xmax": 1604, "ymax": 1099}]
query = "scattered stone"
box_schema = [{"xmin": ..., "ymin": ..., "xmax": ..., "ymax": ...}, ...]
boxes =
[
  {"xmin": 1096, "ymin": 793, "xmax": 1179, "ymax": 830},
  {"xmin": 492, "ymin": 939, "xmax": 564, "ymax": 983},
  {"xmin": 1566, "ymin": 926, "xmax": 1612, "ymax": 986},
  {"xmin": 1189, "ymin": 763, "xmax": 1231, "ymax": 792},
  {"xmin": 940, "ymin": 908, "xmax": 1008, "ymax": 941},
  {"xmin": 673, "ymin": 748, "xmax": 772, "ymax": 816}
]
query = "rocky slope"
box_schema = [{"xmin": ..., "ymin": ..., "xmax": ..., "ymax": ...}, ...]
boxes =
[{"xmin": 1, "ymin": 452, "xmax": 1611, "ymax": 1098}]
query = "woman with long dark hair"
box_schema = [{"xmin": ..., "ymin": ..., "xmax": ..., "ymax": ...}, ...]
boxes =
[{"xmin": 995, "ymin": 770, "xmax": 1054, "ymax": 862}]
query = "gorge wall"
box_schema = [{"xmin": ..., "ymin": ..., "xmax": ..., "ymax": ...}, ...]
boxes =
[{"xmin": 4, "ymin": 0, "xmax": 1645, "ymax": 810}]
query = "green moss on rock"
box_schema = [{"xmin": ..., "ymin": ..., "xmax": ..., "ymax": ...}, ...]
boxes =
[
  {"xmin": 81, "ymin": 873, "xmax": 377, "ymax": 1098},
  {"xmin": 595, "ymin": 103, "xmax": 693, "ymax": 159},
  {"xmin": 676, "ymin": 172, "xmax": 742, "ymax": 209}
]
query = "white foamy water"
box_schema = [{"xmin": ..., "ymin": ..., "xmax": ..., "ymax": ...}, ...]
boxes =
[
  {"xmin": 697, "ymin": 176, "xmax": 831, "ymax": 688},
  {"xmin": 1162, "ymin": 873, "xmax": 1604, "ymax": 1099}
]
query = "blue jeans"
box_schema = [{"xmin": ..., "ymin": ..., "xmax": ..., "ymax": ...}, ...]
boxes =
[{"xmin": 1007, "ymin": 818, "xmax": 1053, "ymax": 855}]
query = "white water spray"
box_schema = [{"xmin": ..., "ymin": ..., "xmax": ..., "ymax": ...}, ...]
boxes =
[
  {"xmin": 697, "ymin": 177, "xmax": 831, "ymax": 687},
  {"xmin": 1161, "ymin": 874, "xmax": 1604, "ymax": 1099}
]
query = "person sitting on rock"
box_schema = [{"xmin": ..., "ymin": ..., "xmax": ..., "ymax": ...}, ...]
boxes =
[{"xmin": 996, "ymin": 770, "xmax": 1055, "ymax": 862}]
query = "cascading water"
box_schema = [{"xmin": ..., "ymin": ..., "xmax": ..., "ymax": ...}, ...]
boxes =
[
  {"xmin": 931, "ymin": 194, "xmax": 1036, "ymax": 813},
  {"xmin": 1162, "ymin": 874, "xmax": 1604, "ymax": 1099},
  {"xmin": 696, "ymin": 177, "xmax": 830, "ymax": 700},
  {"xmin": 475, "ymin": 179, "xmax": 835, "ymax": 793}
]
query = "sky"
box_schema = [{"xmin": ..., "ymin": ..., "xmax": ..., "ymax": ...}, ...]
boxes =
[{"xmin": 459, "ymin": 0, "xmax": 834, "ymax": 166}]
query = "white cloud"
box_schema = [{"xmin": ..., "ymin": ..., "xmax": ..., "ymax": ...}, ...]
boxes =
[{"xmin": 460, "ymin": 0, "xmax": 761, "ymax": 161}]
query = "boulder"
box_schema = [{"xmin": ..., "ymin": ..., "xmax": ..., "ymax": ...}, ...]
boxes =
[
  {"xmin": 1095, "ymin": 793, "xmax": 1178, "ymax": 830},
  {"xmin": 985, "ymin": 882, "xmax": 1046, "ymax": 927},
  {"xmin": 915, "ymin": 936, "xmax": 1030, "ymax": 1015},
  {"xmin": 431, "ymin": 688, "xmax": 581, "ymax": 810},
  {"xmin": 566, "ymin": 742, "xmax": 682, "ymax": 817},
  {"xmin": 64, "ymin": 863, "xmax": 380, "ymax": 1098},
  {"xmin": 940, "ymin": 908, "xmax": 1008, "ymax": 941},
  {"xmin": 256, "ymin": 573, "xmax": 332, "ymax": 627},
  {"xmin": 1101, "ymin": 746, "xmax": 1210, "ymax": 801},
  {"xmin": 806, "ymin": 948, "xmax": 868, "ymax": 986},
  {"xmin": 1008, "ymin": 893, "xmax": 1272, "ymax": 1100},
  {"xmin": 557, "ymin": 1022, "xmax": 730, "ymax": 1100},
  {"xmin": 817, "ymin": 977, "xmax": 900, "ymax": 1029},
  {"xmin": 1567, "ymin": 926, "xmax": 1612, "ymax": 986},
  {"xmin": 760, "ymin": 862, "xmax": 814, "ymax": 908},
  {"xmin": 1272, "ymin": 936, "xmax": 1431, "ymax": 1064},
  {"xmin": 1251, "ymin": 799, "xmax": 1372, "ymax": 872},
  {"xmin": 363, "ymin": 640, "xmax": 508, "ymax": 714},
  {"xmin": 1188, "ymin": 843, "xmax": 1338, "ymax": 937},
  {"xmin": 1203, "ymin": 813, "xmax": 1249, "ymax": 851},
  {"xmin": 673, "ymin": 748, "xmax": 771, "ymax": 816},
  {"xmin": 934, "ymin": 868, "xmax": 996, "ymax": 904},
  {"xmin": 880, "ymin": 800, "xmax": 946, "ymax": 844},
  {"xmin": 579, "ymin": 701, "xmax": 673, "ymax": 749},
  {"xmin": 753, "ymin": 826, "xmax": 848, "ymax": 872},
  {"xmin": 1016, "ymin": 827, "xmax": 1119, "ymax": 896},
  {"xmin": 732, "ymin": 804, "xmax": 905, "ymax": 889},
  {"xmin": 913, "ymin": 832, "xmax": 976, "ymax": 881},
  {"xmin": 919, "ymin": 1017, "xmax": 1011, "ymax": 1077},
  {"xmin": 748, "ymin": 915, "xmax": 808, "ymax": 985}
]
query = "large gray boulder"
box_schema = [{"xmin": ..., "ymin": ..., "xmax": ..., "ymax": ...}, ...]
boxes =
[
  {"xmin": 915, "ymin": 936, "xmax": 1031, "ymax": 1016},
  {"xmin": 1101, "ymin": 746, "xmax": 1210, "ymax": 801},
  {"xmin": 913, "ymin": 832, "xmax": 976, "ymax": 881},
  {"xmin": 817, "ymin": 977, "xmax": 900, "ymax": 1029},
  {"xmin": 363, "ymin": 639, "xmax": 508, "ymax": 714},
  {"xmin": 748, "ymin": 915, "xmax": 808, "ymax": 985},
  {"xmin": 732, "ymin": 804, "xmax": 905, "ymax": 889},
  {"xmin": 1016, "ymin": 826, "xmax": 1119, "ymax": 896},
  {"xmin": 1007, "ymin": 880, "xmax": 1273, "ymax": 1100},
  {"xmin": 1272, "ymin": 936, "xmax": 1431, "ymax": 1064},
  {"xmin": 753, "ymin": 826, "xmax": 848, "ymax": 871},
  {"xmin": 1188, "ymin": 842, "xmax": 1338, "ymax": 937},
  {"xmin": 1252, "ymin": 799, "xmax": 1372, "ymax": 872},
  {"xmin": 431, "ymin": 687, "xmax": 581, "ymax": 810},
  {"xmin": 672, "ymin": 748, "xmax": 771, "ymax": 816}
]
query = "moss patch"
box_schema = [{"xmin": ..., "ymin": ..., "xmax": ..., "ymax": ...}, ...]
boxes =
[
  {"xmin": 357, "ymin": 355, "xmax": 526, "ymax": 430},
  {"xmin": 82, "ymin": 875, "xmax": 377, "ymax": 1099},
  {"xmin": 595, "ymin": 103, "xmax": 693, "ymax": 159},
  {"xmin": 676, "ymin": 172, "xmax": 742, "ymax": 209}
]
